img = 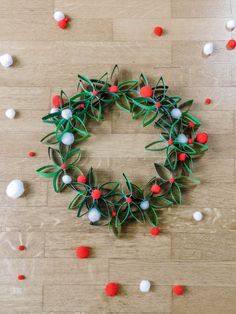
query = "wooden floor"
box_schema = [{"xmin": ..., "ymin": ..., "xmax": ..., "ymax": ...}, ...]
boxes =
[{"xmin": 1, "ymin": 0, "xmax": 236, "ymax": 313}]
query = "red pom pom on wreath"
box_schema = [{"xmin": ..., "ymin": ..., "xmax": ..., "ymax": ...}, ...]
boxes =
[
  {"xmin": 172, "ymin": 285, "xmax": 185, "ymax": 296},
  {"xmin": 18, "ymin": 245, "xmax": 25, "ymax": 251},
  {"xmin": 154, "ymin": 26, "xmax": 163, "ymax": 37},
  {"xmin": 205, "ymin": 98, "xmax": 212, "ymax": 105},
  {"xmin": 188, "ymin": 138, "xmax": 194, "ymax": 144},
  {"xmin": 58, "ymin": 19, "xmax": 68, "ymax": 29},
  {"xmin": 111, "ymin": 211, "xmax": 116, "ymax": 217},
  {"xmin": 52, "ymin": 95, "xmax": 64, "ymax": 108},
  {"xmin": 77, "ymin": 175, "xmax": 87, "ymax": 184},
  {"xmin": 227, "ymin": 39, "xmax": 236, "ymax": 49},
  {"xmin": 169, "ymin": 178, "xmax": 175, "ymax": 184},
  {"xmin": 151, "ymin": 184, "xmax": 161, "ymax": 194},
  {"xmin": 168, "ymin": 139, "xmax": 173, "ymax": 145},
  {"xmin": 156, "ymin": 102, "xmax": 161, "ymax": 108},
  {"xmin": 150, "ymin": 227, "xmax": 160, "ymax": 236},
  {"xmin": 27, "ymin": 151, "xmax": 36, "ymax": 157},
  {"xmin": 126, "ymin": 197, "xmax": 132, "ymax": 203},
  {"xmin": 140, "ymin": 86, "xmax": 153, "ymax": 97},
  {"xmin": 178, "ymin": 153, "xmax": 187, "ymax": 161},
  {"xmin": 18, "ymin": 274, "xmax": 25, "ymax": 281},
  {"xmin": 92, "ymin": 90, "xmax": 98, "ymax": 96},
  {"xmin": 195, "ymin": 132, "xmax": 208, "ymax": 144},
  {"xmin": 79, "ymin": 103, "xmax": 85, "ymax": 108},
  {"xmin": 61, "ymin": 164, "xmax": 67, "ymax": 170},
  {"xmin": 109, "ymin": 85, "xmax": 118, "ymax": 93},
  {"xmin": 76, "ymin": 246, "xmax": 90, "ymax": 259},
  {"xmin": 91, "ymin": 189, "xmax": 101, "ymax": 200},
  {"xmin": 105, "ymin": 282, "xmax": 119, "ymax": 297},
  {"xmin": 188, "ymin": 121, "xmax": 195, "ymax": 128}
]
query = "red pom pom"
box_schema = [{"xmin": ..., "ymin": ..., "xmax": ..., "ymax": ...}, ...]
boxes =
[
  {"xmin": 61, "ymin": 164, "xmax": 67, "ymax": 170},
  {"xmin": 76, "ymin": 246, "xmax": 90, "ymax": 259},
  {"xmin": 156, "ymin": 102, "xmax": 161, "ymax": 108},
  {"xmin": 227, "ymin": 39, "xmax": 236, "ymax": 49},
  {"xmin": 172, "ymin": 285, "xmax": 185, "ymax": 296},
  {"xmin": 188, "ymin": 138, "xmax": 194, "ymax": 144},
  {"xmin": 168, "ymin": 139, "xmax": 173, "ymax": 145},
  {"xmin": 109, "ymin": 85, "xmax": 118, "ymax": 93},
  {"xmin": 18, "ymin": 274, "xmax": 25, "ymax": 281},
  {"xmin": 111, "ymin": 211, "xmax": 116, "ymax": 217},
  {"xmin": 151, "ymin": 184, "xmax": 161, "ymax": 194},
  {"xmin": 27, "ymin": 151, "xmax": 36, "ymax": 157},
  {"xmin": 91, "ymin": 189, "xmax": 101, "ymax": 200},
  {"xmin": 140, "ymin": 86, "xmax": 153, "ymax": 97},
  {"xmin": 150, "ymin": 227, "xmax": 160, "ymax": 236},
  {"xmin": 58, "ymin": 19, "xmax": 68, "ymax": 29},
  {"xmin": 178, "ymin": 153, "xmax": 187, "ymax": 161},
  {"xmin": 105, "ymin": 282, "xmax": 119, "ymax": 297},
  {"xmin": 154, "ymin": 26, "xmax": 163, "ymax": 37},
  {"xmin": 79, "ymin": 103, "xmax": 85, "ymax": 108},
  {"xmin": 189, "ymin": 121, "xmax": 195, "ymax": 128},
  {"xmin": 92, "ymin": 90, "xmax": 98, "ymax": 96},
  {"xmin": 52, "ymin": 95, "xmax": 63, "ymax": 108},
  {"xmin": 196, "ymin": 132, "xmax": 208, "ymax": 144},
  {"xmin": 77, "ymin": 175, "xmax": 87, "ymax": 184},
  {"xmin": 169, "ymin": 178, "xmax": 175, "ymax": 184},
  {"xmin": 18, "ymin": 245, "xmax": 25, "ymax": 251},
  {"xmin": 205, "ymin": 98, "xmax": 212, "ymax": 105},
  {"xmin": 126, "ymin": 197, "xmax": 132, "ymax": 203}
]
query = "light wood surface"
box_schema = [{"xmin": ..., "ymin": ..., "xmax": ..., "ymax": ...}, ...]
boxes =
[{"xmin": 1, "ymin": 0, "xmax": 236, "ymax": 313}]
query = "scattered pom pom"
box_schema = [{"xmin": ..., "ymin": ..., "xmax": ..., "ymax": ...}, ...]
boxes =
[
  {"xmin": 91, "ymin": 189, "xmax": 101, "ymax": 200},
  {"xmin": 92, "ymin": 90, "xmax": 98, "ymax": 96},
  {"xmin": 17, "ymin": 274, "xmax": 25, "ymax": 281},
  {"xmin": 105, "ymin": 282, "xmax": 119, "ymax": 297},
  {"xmin": 111, "ymin": 211, "xmax": 116, "ymax": 217},
  {"xmin": 76, "ymin": 246, "xmax": 90, "ymax": 259},
  {"xmin": 52, "ymin": 95, "xmax": 63, "ymax": 108},
  {"xmin": 6, "ymin": 179, "xmax": 24, "ymax": 199},
  {"xmin": 109, "ymin": 86, "xmax": 118, "ymax": 93},
  {"xmin": 156, "ymin": 102, "xmax": 161, "ymax": 108},
  {"xmin": 227, "ymin": 39, "xmax": 236, "ymax": 49},
  {"xmin": 188, "ymin": 138, "xmax": 194, "ymax": 144},
  {"xmin": 169, "ymin": 178, "xmax": 175, "ymax": 184},
  {"xmin": 176, "ymin": 133, "xmax": 188, "ymax": 144},
  {"xmin": 27, "ymin": 151, "xmax": 36, "ymax": 157},
  {"xmin": 58, "ymin": 19, "xmax": 68, "ymax": 29},
  {"xmin": 178, "ymin": 153, "xmax": 187, "ymax": 161},
  {"xmin": 154, "ymin": 26, "xmax": 163, "ymax": 37},
  {"xmin": 151, "ymin": 184, "xmax": 161, "ymax": 194},
  {"xmin": 168, "ymin": 139, "xmax": 173, "ymax": 145},
  {"xmin": 171, "ymin": 108, "xmax": 182, "ymax": 119},
  {"xmin": 126, "ymin": 197, "xmax": 132, "ymax": 203},
  {"xmin": 193, "ymin": 211, "xmax": 203, "ymax": 221},
  {"xmin": 203, "ymin": 42, "xmax": 214, "ymax": 56},
  {"xmin": 53, "ymin": 11, "xmax": 65, "ymax": 22},
  {"xmin": 5, "ymin": 108, "xmax": 16, "ymax": 119},
  {"xmin": 62, "ymin": 175, "xmax": 72, "ymax": 184},
  {"xmin": 140, "ymin": 200, "xmax": 149, "ymax": 210},
  {"xmin": 60, "ymin": 164, "xmax": 67, "ymax": 170},
  {"xmin": 195, "ymin": 132, "xmax": 208, "ymax": 144},
  {"xmin": 172, "ymin": 285, "xmax": 185, "ymax": 296},
  {"xmin": 189, "ymin": 121, "xmax": 195, "ymax": 128},
  {"xmin": 61, "ymin": 108, "xmax": 72, "ymax": 120},
  {"xmin": 140, "ymin": 86, "xmax": 153, "ymax": 97},
  {"xmin": 88, "ymin": 207, "xmax": 101, "ymax": 223},
  {"xmin": 205, "ymin": 98, "xmax": 212, "ymax": 105},
  {"xmin": 61, "ymin": 132, "xmax": 74, "ymax": 145},
  {"xmin": 226, "ymin": 19, "xmax": 236, "ymax": 31},
  {"xmin": 79, "ymin": 103, "xmax": 85, "ymax": 108},
  {"xmin": 150, "ymin": 227, "xmax": 160, "ymax": 236},
  {"xmin": 77, "ymin": 175, "xmax": 87, "ymax": 184},
  {"xmin": 139, "ymin": 280, "xmax": 151, "ymax": 293},
  {"xmin": 18, "ymin": 245, "xmax": 25, "ymax": 251},
  {"xmin": 0, "ymin": 53, "xmax": 13, "ymax": 67}
]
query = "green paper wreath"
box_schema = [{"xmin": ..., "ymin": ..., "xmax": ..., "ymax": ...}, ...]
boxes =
[{"xmin": 36, "ymin": 66, "xmax": 208, "ymax": 236}]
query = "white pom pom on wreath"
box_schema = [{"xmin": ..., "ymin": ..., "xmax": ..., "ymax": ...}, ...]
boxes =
[
  {"xmin": 226, "ymin": 19, "xmax": 236, "ymax": 31},
  {"xmin": 193, "ymin": 211, "xmax": 203, "ymax": 221},
  {"xmin": 53, "ymin": 11, "xmax": 65, "ymax": 22},
  {"xmin": 140, "ymin": 200, "xmax": 150, "ymax": 210},
  {"xmin": 203, "ymin": 42, "xmax": 214, "ymax": 56},
  {"xmin": 61, "ymin": 132, "xmax": 74, "ymax": 145},
  {"xmin": 88, "ymin": 207, "xmax": 101, "ymax": 223},
  {"xmin": 5, "ymin": 108, "xmax": 16, "ymax": 119},
  {"xmin": 139, "ymin": 280, "xmax": 151, "ymax": 293},
  {"xmin": 62, "ymin": 175, "xmax": 72, "ymax": 184},
  {"xmin": 61, "ymin": 108, "xmax": 72, "ymax": 120},
  {"xmin": 170, "ymin": 108, "xmax": 182, "ymax": 119},
  {"xmin": 176, "ymin": 133, "xmax": 188, "ymax": 144},
  {"xmin": 50, "ymin": 108, "xmax": 59, "ymax": 114},
  {"xmin": 0, "ymin": 53, "xmax": 13, "ymax": 68},
  {"xmin": 6, "ymin": 179, "xmax": 24, "ymax": 199}
]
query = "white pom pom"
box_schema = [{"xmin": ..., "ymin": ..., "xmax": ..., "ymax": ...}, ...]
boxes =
[
  {"xmin": 61, "ymin": 108, "xmax": 72, "ymax": 120},
  {"xmin": 61, "ymin": 132, "xmax": 74, "ymax": 145},
  {"xmin": 6, "ymin": 179, "xmax": 24, "ymax": 199},
  {"xmin": 171, "ymin": 108, "xmax": 182, "ymax": 119},
  {"xmin": 50, "ymin": 108, "xmax": 59, "ymax": 114},
  {"xmin": 176, "ymin": 133, "xmax": 188, "ymax": 144},
  {"xmin": 5, "ymin": 108, "xmax": 16, "ymax": 119},
  {"xmin": 203, "ymin": 42, "xmax": 214, "ymax": 56},
  {"xmin": 139, "ymin": 280, "xmax": 151, "ymax": 293},
  {"xmin": 53, "ymin": 11, "xmax": 65, "ymax": 22},
  {"xmin": 88, "ymin": 207, "xmax": 101, "ymax": 223},
  {"xmin": 193, "ymin": 211, "xmax": 203, "ymax": 221},
  {"xmin": 62, "ymin": 175, "xmax": 72, "ymax": 184},
  {"xmin": 0, "ymin": 53, "xmax": 13, "ymax": 68},
  {"xmin": 226, "ymin": 19, "xmax": 236, "ymax": 31},
  {"xmin": 140, "ymin": 200, "xmax": 149, "ymax": 210}
]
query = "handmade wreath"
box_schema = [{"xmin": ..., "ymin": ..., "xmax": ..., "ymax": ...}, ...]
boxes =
[{"xmin": 36, "ymin": 66, "xmax": 208, "ymax": 235}]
